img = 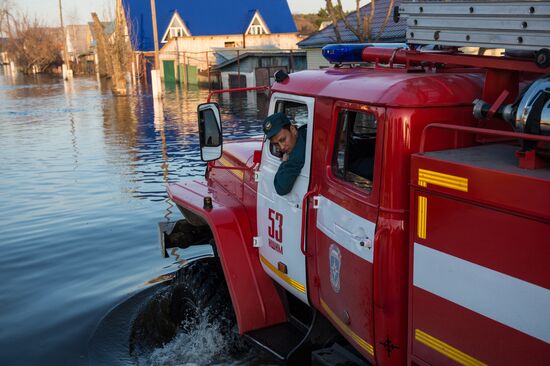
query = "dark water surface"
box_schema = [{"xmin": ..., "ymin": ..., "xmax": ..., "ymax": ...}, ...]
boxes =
[{"xmin": 0, "ymin": 70, "xmax": 269, "ymax": 365}]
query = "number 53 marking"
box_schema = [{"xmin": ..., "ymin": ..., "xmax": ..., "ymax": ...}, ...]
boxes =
[{"xmin": 268, "ymin": 208, "xmax": 283, "ymax": 242}]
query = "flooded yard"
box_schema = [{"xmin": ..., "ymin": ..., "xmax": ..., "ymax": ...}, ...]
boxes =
[{"xmin": 0, "ymin": 70, "xmax": 271, "ymax": 365}]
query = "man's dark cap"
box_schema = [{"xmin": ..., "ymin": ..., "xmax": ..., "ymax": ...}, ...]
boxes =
[{"xmin": 263, "ymin": 112, "xmax": 290, "ymax": 139}]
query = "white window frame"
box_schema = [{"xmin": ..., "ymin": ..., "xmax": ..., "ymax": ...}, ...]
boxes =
[
  {"xmin": 249, "ymin": 25, "xmax": 260, "ymax": 35},
  {"xmin": 245, "ymin": 11, "xmax": 270, "ymax": 35},
  {"xmin": 161, "ymin": 12, "xmax": 191, "ymax": 43}
]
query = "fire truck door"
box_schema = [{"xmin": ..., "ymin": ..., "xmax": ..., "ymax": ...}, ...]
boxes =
[
  {"xmin": 313, "ymin": 106, "xmax": 383, "ymax": 361},
  {"xmin": 257, "ymin": 93, "xmax": 314, "ymax": 304}
]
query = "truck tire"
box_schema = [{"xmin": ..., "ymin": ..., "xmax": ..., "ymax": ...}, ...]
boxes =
[
  {"xmin": 170, "ymin": 257, "xmax": 234, "ymax": 332},
  {"xmin": 129, "ymin": 258, "xmax": 236, "ymax": 355}
]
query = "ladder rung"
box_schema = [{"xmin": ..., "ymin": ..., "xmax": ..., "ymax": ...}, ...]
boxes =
[
  {"xmin": 400, "ymin": 1, "xmax": 550, "ymax": 51},
  {"xmin": 401, "ymin": 2, "xmax": 550, "ymax": 17},
  {"xmin": 408, "ymin": 29, "xmax": 550, "ymax": 51},
  {"xmin": 409, "ymin": 17, "xmax": 550, "ymax": 33}
]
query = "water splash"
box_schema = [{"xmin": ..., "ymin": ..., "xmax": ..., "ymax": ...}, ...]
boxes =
[{"xmin": 143, "ymin": 308, "xmax": 247, "ymax": 366}]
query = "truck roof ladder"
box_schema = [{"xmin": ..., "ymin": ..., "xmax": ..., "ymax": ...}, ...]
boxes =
[{"xmin": 400, "ymin": 1, "xmax": 550, "ymax": 51}]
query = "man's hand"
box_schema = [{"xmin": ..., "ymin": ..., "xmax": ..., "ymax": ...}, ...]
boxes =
[{"xmin": 282, "ymin": 153, "xmax": 289, "ymax": 162}]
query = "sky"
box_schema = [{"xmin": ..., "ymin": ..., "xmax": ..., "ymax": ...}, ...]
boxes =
[{"xmin": 11, "ymin": 0, "xmax": 362, "ymax": 25}]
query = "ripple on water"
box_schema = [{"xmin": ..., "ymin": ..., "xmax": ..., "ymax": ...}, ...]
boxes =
[{"xmin": 0, "ymin": 71, "xmax": 272, "ymax": 365}]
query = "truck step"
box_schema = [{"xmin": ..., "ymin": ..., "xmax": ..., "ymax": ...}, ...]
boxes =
[
  {"xmin": 244, "ymin": 321, "xmax": 307, "ymax": 360},
  {"xmin": 244, "ymin": 309, "xmax": 344, "ymax": 364}
]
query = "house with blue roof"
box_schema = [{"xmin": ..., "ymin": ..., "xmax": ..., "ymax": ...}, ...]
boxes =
[
  {"xmin": 297, "ymin": 0, "xmax": 406, "ymax": 69},
  {"xmin": 121, "ymin": 0, "xmax": 300, "ymax": 85}
]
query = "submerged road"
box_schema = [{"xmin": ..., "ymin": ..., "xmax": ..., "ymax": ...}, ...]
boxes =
[{"xmin": 0, "ymin": 71, "xmax": 268, "ymax": 365}]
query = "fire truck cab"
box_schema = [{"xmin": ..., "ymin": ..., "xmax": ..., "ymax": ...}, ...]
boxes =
[{"xmin": 160, "ymin": 2, "xmax": 550, "ymax": 365}]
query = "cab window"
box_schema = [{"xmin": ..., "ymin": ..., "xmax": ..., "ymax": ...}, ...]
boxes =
[
  {"xmin": 269, "ymin": 100, "xmax": 308, "ymax": 158},
  {"xmin": 332, "ymin": 110, "xmax": 377, "ymax": 191}
]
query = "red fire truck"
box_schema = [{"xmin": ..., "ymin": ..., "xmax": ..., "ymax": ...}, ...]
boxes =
[{"xmin": 158, "ymin": 2, "xmax": 550, "ymax": 365}]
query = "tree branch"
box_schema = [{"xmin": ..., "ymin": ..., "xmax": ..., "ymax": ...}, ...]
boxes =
[
  {"xmin": 325, "ymin": 0, "xmax": 342, "ymax": 42},
  {"xmin": 336, "ymin": 0, "xmax": 363, "ymax": 42},
  {"xmin": 373, "ymin": 0, "xmax": 394, "ymax": 41}
]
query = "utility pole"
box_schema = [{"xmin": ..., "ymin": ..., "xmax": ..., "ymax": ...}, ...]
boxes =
[
  {"xmin": 4, "ymin": 9, "xmax": 16, "ymax": 75},
  {"xmin": 58, "ymin": 0, "xmax": 72, "ymax": 80},
  {"xmin": 150, "ymin": 0, "xmax": 162, "ymax": 98},
  {"xmin": 175, "ymin": 36, "xmax": 180, "ymax": 83}
]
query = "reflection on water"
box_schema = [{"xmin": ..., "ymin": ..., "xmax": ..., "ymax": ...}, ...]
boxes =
[{"xmin": 0, "ymin": 70, "xmax": 269, "ymax": 365}]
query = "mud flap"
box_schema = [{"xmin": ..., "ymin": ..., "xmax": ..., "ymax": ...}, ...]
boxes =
[{"xmin": 158, "ymin": 219, "xmax": 212, "ymax": 258}]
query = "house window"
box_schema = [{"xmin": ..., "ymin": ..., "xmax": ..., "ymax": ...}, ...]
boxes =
[
  {"xmin": 224, "ymin": 41, "xmax": 236, "ymax": 48},
  {"xmin": 247, "ymin": 17, "xmax": 266, "ymax": 35},
  {"xmin": 161, "ymin": 13, "xmax": 190, "ymax": 43},
  {"xmin": 249, "ymin": 25, "xmax": 263, "ymax": 35},
  {"xmin": 332, "ymin": 110, "xmax": 377, "ymax": 191},
  {"xmin": 169, "ymin": 28, "xmax": 184, "ymax": 39}
]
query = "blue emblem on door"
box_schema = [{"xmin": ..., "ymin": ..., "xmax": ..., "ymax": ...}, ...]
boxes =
[{"xmin": 329, "ymin": 244, "xmax": 341, "ymax": 293}]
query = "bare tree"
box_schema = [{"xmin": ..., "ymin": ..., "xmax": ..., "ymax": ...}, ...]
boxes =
[
  {"xmin": 1, "ymin": 1, "xmax": 65, "ymax": 73},
  {"xmin": 325, "ymin": 0, "xmax": 395, "ymax": 43},
  {"xmin": 92, "ymin": 2, "xmax": 133, "ymax": 95},
  {"xmin": 114, "ymin": 0, "xmax": 134, "ymax": 74},
  {"xmin": 0, "ymin": 0, "xmax": 15, "ymax": 38},
  {"xmin": 111, "ymin": 0, "xmax": 133, "ymax": 94},
  {"xmin": 66, "ymin": 6, "xmax": 80, "ymax": 25},
  {"xmin": 101, "ymin": 0, "xmax": 115, "ymax": 22},
  {"xmin": 91, "ymin": 12, "xmax": 112, "ymax": 77},
  {"xmin": 3, "ymin": 11, "xmax": 63, "ymax": 73},
  {"xmin": 325, "ymin": 0, "xmax": 343, "ymax": 42}
]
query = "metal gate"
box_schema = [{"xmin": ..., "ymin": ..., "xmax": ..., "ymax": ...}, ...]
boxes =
[
  {"xmin": 162, "ymin": 60, "xmax": 175, "ymax": 83},
  {"xmin": 255, "ymin": 66, "xmax": 288, "ymax": 87}
]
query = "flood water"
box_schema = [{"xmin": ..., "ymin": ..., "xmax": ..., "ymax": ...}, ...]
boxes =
[{"xmin": 0, "ymin": 69, "xmax": 270, "ymax": 365}]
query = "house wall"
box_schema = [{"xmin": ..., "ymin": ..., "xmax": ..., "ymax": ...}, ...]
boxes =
[
  {"xmin": 218, "ymin": 54, "xmax": 306, "ymax": 89},
  {"xmin": 66, "ymin": 25, "xmax": 93, "ymax": 58},
  {"xmin": 221, "ymin": 55, "xmax": 306, "ymax": 73},
  {"xmin": 221, "ymin": 72, "xmax": 254, "ymax": 89},
  {"xmin": 160, "ymin": 33, "xmax": 301, "ymax": 70},
  {"xmin": 221, "ymin": 57, "xmax": 256, "ymax": 74},
  {"xmin": 305, "ymin": 48, "xmax": 331, "ymax": 69}
]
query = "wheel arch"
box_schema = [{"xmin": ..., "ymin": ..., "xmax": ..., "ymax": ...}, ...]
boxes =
[{"xmin": 168, "ymin": 180, "xmax": 287, "ymax": 334}]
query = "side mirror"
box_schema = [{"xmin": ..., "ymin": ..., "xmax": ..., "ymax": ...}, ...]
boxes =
[{"xmin": 197, "ymin": 102, "xmax": 222, "ymax": 161}]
